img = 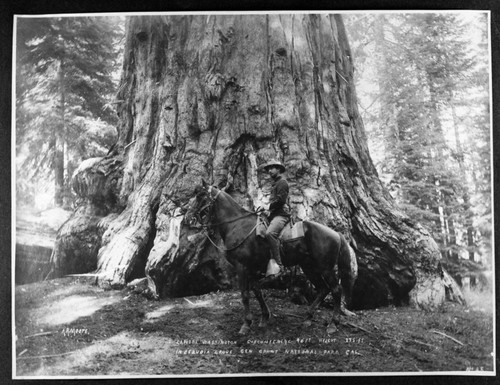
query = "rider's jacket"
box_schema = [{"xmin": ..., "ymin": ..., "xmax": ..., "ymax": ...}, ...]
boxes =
[{"xmin": 269, "ymin": 175, "xmax": 290, "ymax": 219}]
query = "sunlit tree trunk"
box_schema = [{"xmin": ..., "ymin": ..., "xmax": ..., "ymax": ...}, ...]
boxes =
[{"xmin": 449, "ymin": 97, "xmax": 475, "ymax": 262}]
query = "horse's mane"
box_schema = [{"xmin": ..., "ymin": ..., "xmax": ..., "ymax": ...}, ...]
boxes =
[{"xmin": 217, "ymin": 189, "xmax": 256, "ymax": 215}]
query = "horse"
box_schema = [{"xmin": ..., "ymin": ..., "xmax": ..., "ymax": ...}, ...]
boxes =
[{"xmin": 187, "ymin": 180, "xmax": 357, "ymax": 335}]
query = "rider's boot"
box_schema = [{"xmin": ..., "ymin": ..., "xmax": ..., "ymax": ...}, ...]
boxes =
[
  {"xmin": 273, "ymin": 254, "xmax": 286, "ymax": 278},
  {"xmin": 265, "ymin": 239, "xmax": 285, "ymax": 279}
]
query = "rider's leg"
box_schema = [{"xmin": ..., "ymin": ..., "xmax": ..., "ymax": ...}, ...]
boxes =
[{"xmin": 265, "ymin": 215, "xmax": 288, "ymax": 276}]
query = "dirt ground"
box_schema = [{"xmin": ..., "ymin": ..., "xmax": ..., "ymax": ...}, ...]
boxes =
[{"xmin": 14, "ymin": 276, "xmax": 495, "ymax": 377}]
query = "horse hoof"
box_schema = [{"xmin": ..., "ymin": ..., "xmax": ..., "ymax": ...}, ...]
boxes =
[
  {"xmin": 238, "ymin": 325, "xmax": 251, "ymax": 335},
  {"xmin": 327, "ymin": 324, "xmax": 338, "ymax": 334},
  {"xmin": 258, "ymin": 313, "xmax": 271, "ymax": 328},
  {"xmin": 302, "ymin": 320, "xmax": 312, "ymax": 328},
  {"xmin": 341, "ymin": 308, "xmax": 357, "ymax": 317}
]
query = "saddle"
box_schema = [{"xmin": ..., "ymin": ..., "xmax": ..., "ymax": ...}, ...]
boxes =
[
  {"xmin": 256, "ymin": 215, "xmax": 305, "ymax": 242},
  {"xmin": 256, "ymin": 216, "xmax": 309, "ymax": 275}
]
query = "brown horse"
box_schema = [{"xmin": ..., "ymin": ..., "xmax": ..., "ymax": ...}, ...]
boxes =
[{"xmin": 188, "ymin": 180, "xmax": 357, "ymax": 335}]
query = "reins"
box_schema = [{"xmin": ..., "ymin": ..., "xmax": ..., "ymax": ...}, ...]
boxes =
[{"xmin": 204, "ymin": 221, "xmax": 259, "ymax": 252}]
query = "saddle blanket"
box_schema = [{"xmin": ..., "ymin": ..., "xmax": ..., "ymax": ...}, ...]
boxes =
[{"xmin": 280, "ymin": 221, "xmax": 305, "ymax": 241}]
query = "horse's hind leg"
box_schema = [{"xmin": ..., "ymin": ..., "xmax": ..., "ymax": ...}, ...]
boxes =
[
  {"xmin": 306, "ymin": 284, "xmax": 330, "ymax": 321},
  {"xmin": 301, "ymin": 268, "xmax": 330, "ymax": 325},
  {"xmin": 338, "ymin": 239, "xmax": 356, "ymax": 317},
  {"xmin": 237, "ymin": 266, "xmax": 253, "ymax": 335},
  {"xmin": 322, "ymin": 270, "xmax": 342, "ymax": 334},
  {"xmin": 252, "ymin": 286, "xmax": 270, "ymax": 328}
]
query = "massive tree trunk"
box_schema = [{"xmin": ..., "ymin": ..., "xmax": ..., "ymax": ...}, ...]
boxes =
[{"xmin": 49, "ymin": 14, "xmax": 463, "ymax": 309}]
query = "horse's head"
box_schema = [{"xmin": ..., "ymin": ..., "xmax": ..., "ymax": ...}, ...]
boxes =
[{"xmin": 185, "ymin": 179, "xmax": 219, "ymax": 227}]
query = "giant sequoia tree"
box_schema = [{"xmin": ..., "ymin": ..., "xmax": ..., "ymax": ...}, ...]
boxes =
[{"xmin": 48, "ymin": 14, "xmax": 462, "ymax": 310}]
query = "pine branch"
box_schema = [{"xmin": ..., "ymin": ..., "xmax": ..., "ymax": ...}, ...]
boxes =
[{"xmin": 431, "ymin": 329, "xmax": 465, "ymax": 346}]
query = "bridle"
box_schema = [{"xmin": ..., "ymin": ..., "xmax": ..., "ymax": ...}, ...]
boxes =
[
  {"xmin": 195, "ymin": 185, "xmax": 260, "ymax": 252},
  {"xmin": 193, "ymin": 186, "xmax": 222, "ymax": 227}
]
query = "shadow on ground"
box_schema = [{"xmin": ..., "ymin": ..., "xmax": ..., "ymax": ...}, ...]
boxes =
[{"xmin": 14, "ymin": 277, "xmax": 494, "ymax": 377}]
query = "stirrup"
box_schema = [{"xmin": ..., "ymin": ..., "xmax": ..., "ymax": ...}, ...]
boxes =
[
  {"xmin": 267, "ymin": 270, "xmax": 285, "ymax": 279},
  {"xmin": 266, "ymin": 259, "xmax": 280, "ymax": 277},
  {"xmin": 265, "ymin": 259, "xmax": 286, "ymax": 279}
]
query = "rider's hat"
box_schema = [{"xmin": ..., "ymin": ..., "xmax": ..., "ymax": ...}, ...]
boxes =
[{"xmin": 260, "ymin": 159, "xmax": 286, "ymax": 173}]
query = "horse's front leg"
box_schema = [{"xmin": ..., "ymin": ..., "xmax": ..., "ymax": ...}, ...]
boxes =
[
  {"xmin": 326, "ymin": 280, "xmax": 342, "ymax": 334},
  {"xmin": 252, "ymin": 284, "xmax": 270, "ymax": 328},
  {"xmin": 237, "ymin": 266, "xmax": 253, "ymax": 335}
]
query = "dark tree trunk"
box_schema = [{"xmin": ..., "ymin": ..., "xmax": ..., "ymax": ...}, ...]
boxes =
[
  {"xmin": 467, "ymin": 218, "xmax": 475, "ymax": 261},
  {"xmin": 49, "ymin": 14, "xmax": 463, "ymax": 309},
  {"xmin": 54, "ymin": 61, "xmax": 66, "ymax": 207},
  {"xmin": 446, "ymin": 215, "xmax": 459, "ymax": 261},
  {"xmin": 54, "ymin": 137, "xmax": 65, "ymax": 207}
]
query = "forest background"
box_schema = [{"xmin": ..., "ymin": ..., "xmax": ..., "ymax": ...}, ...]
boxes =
[{"xmin": 14, "ymin": 11, "xmax": 492, "ymax": 289}]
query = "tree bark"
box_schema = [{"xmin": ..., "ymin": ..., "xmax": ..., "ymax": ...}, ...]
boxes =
[
  {"xmin": 46, "ymin": 156, "xmax": 124, "ymax": 279},
  {"xmin": 50, "ymin": 14, "xmax": 463, "ymax": 309}
]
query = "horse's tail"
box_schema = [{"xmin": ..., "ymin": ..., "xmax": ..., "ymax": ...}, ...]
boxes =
[{"xmin": 338, "ymin": 235, "xmax": 357, "ymax": 309}]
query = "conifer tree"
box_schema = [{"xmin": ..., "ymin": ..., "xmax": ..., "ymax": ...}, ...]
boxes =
[
  {"xmin": 345, "ymin": 13, "xmax": 490, "ymax": 270},
  {"xmin": 16, "ymin": 16, "xmax": 123, "ymax": 207}
]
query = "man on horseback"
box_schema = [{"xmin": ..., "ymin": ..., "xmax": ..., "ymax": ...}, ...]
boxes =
[
  {"xmin": 261, "ymin": 159, "xmax": 290, "ymax": 279},
  {"xmin": 190, "ymin": 173, "xmax": 357, "ymax": 335}
]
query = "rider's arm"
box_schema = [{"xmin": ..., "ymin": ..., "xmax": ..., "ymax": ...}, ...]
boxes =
[{"xmin": 269, "ymin": 180, "xmax": 289, "ymax": 212}]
